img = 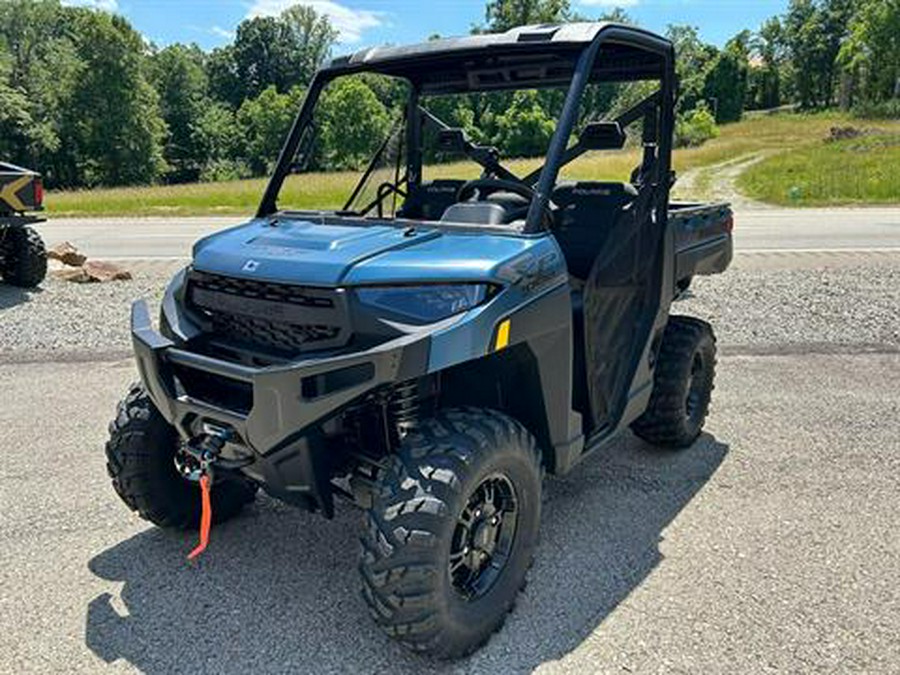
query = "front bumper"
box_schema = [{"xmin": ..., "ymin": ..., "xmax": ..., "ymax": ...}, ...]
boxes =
[{"xmin": 131, "ymin": 299, "xmax": 431, "ymax": 514}]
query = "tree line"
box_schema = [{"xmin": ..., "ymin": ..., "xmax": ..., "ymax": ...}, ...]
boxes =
[{"xmin": 0, "ymin": 0, "xmax": 897, "ymax": 190}]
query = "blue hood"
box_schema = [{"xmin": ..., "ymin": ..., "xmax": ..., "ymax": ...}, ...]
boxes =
[{"xmin": 192, "ymin": 217, "xmax": 544, "ymax": 287}]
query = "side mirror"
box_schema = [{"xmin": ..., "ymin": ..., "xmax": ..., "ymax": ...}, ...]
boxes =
[
  {"xmin": 437, "ymin": 128, "xmax": 470, "ymax": 153},
  {"xmin": 579, "ymin": 121, "xmax": 626, "ymax": 150}
]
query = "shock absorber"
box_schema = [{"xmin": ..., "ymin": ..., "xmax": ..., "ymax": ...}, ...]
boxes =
[
  {"xmin": 388, "ymin": 377, "xmax": 437, "ymax": 440},
  {"xmin": 388, "ymin": 380, "xmax": 421, "ymax": 439}
]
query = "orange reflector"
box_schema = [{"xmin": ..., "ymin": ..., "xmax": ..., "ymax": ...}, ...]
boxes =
[
  {"xmin": 188, "ymin": 474, "xmax": 212, "ymax": 561},
  {"xmin": 494, "ymin": 319, "xmax": 511, "ymax": 351}
]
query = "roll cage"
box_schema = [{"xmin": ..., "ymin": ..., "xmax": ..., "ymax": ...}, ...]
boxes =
[{"xmin": 258, "ymin": 22, "xmax": 676, "ymax": 235}]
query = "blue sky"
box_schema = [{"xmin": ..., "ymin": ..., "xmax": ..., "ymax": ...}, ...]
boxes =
[{"xmin": 66, "ymin": 0, "xmax": 790, "ymax": 53}]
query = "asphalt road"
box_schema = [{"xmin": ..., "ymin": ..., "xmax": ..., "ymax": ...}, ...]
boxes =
[
  {"xmin": 1, "ymin": 350, "xmax": 898, "ymax": 673},
  {"xmin": 35, "ymin": 207, "xmax": 900, "ymax": 259}
]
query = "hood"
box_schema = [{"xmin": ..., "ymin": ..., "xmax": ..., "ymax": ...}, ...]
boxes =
[{"xmin": 192, "ymin": 217, "xmax": 542, "ymax": 287}]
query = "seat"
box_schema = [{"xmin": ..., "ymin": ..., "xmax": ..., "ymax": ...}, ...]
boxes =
[
  {"xmin": 441, "ymin": 202, "xmax": 507, "ymax": 225},
  {"xmin": 397, "ymin": 179, "xmax": 467, "ymax": 221},
  {"xmin": 550, "ymin": 181, "xmax": 638, "ymax": 279}
]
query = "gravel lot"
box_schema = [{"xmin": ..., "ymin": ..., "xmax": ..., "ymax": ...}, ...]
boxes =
[
  {"xmin": 1, "ymin": 250, "xmax": 899, "ymax": 673},
  {"xmin": 1, "ymin": 255, "xmax": 897, "ymax": 360},
  {"xmin": 681, "ymin": 257, "xmax": 900, "ymax": 353}
]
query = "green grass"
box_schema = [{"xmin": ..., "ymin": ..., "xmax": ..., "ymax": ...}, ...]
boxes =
[
  {"xmin": 45, "ymin": 111, "xmax": 900, "ymax": 217},
  {"xmin": 737, "ymin": 132, "xmax": 900, "ymax": 206}
]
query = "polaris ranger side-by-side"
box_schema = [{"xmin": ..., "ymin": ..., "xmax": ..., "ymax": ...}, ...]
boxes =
[
  {"xmin": 0, "ymin": 162, "xmax": 47, "ymax": 288},
  {"xmin": 106, "ymin": 22, "xmax": 733, "ymax": 658}
]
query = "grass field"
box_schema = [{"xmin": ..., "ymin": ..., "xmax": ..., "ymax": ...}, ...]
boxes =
[
  {"xmin": 46, "ymin": 112, "xmax": 900, "ymax": 217},
  {"xmin": 737, "ymin": 131, "xmax": 900, "ymax": 206}
]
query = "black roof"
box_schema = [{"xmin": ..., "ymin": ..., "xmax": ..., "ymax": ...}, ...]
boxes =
[{"xmin": 325, "ymin": 23, "xmax": 673, "ymax": 93}]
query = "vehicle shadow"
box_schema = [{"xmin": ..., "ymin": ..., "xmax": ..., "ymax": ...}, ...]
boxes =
[
  {"xmin": 0, "ymin": 284, "xmax": 40, "ymax": 310},
  {"xmin": 85, "ymin": 432, "xmax": 728, "ymax": 674}
]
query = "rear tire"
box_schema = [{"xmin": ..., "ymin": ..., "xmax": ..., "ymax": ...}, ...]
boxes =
[
  {"xmin": 105, "ymin": 383, "xmax": 256, "ymax": 529},
  {"xmin": 360, "ymin": 408, "xmax": 542, "ymax": 659},
  {"xmin": 631, "ymin": 315, "xmax": 716, "ymax": 448},
  {"xmin": 0, "ymin": 226, "xmax": 47, "ymax": 288}
]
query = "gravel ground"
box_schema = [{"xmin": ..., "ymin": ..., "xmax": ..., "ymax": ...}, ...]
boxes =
[
  {"xmin": 2, "ymin": 253, "xmax": 899, "ymax": 672},
  {"xmin": 2, "ymin": 350, "xmax": 898, "ymax": 674},
  {"xmin": 1, "ymin": 256, "xmax": 898, "ymax": 360},
  {"xmin": 681, "ymin": 258, "xmax": 900, "ymax": 352},
  {"xmin": 0, "ymin": 262, "xmax": 176, "ymax": 359}
]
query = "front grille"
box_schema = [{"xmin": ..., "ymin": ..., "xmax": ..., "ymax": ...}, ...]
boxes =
[{"xmin": 186, "ymin": 270, "xmax": 350, "ymax": 356}]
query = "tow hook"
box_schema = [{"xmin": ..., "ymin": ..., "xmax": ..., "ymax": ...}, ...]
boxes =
[
  {"xmin": 186, "ymin": 428, "xmax": 232, "ymax": 482},
  {"xmin": 184, "ymin": 426, "xmax": 233, "ymax": 561}
]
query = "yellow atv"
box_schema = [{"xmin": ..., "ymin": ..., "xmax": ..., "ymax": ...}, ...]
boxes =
[{"xmin": 0, "ymin": 162, "xmax": 47, "ymax": 288}]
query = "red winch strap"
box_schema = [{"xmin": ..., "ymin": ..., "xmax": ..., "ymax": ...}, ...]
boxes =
[{"xmin": 188, "ymin": 474, "xmax": 213, "ymax": 561}]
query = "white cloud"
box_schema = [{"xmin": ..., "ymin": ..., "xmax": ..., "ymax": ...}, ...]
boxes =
[
  {"xmin": 247, "ymin": 0, "xmax": 382, "ymax": 44},
  {"xmin": 210, "ymin": 25, "xmax": 236, "ymax": 41},
  {"xmin": 578, "ymin": 0, "xmax": 640, "ymax": 6},
  {"xmin": 61, "ymin": 0, "xmax": 119, "ymax": 10}
]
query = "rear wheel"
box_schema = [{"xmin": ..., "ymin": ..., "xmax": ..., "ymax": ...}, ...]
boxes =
[
  {"xmin": 631, "ymin": 315, "xmax": 716, "ymax": 448},
  {"xmin": 360, "ymin": 408, "xmax": 542, "ymax": 659},
  {"xmin": 0, "ymin": 226, "xmax": 47, "ymax": 288},
  {"xmin": 105, "ymin": 383, "xmax": 256, "ymax": 529}
]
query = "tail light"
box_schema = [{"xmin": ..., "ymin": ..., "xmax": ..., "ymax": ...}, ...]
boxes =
[
  {"xmin": 33, "ymin": 178, "xmax": 44, "ymax": 209},
  {"xmin": 723, "ymin": 214, "xmax": 734, "ymax": 234}
]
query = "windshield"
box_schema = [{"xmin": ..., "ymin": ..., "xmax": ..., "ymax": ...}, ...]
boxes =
[
  {"xmin": 277, "ymin": 73, "xmax": 411, "ymax": 216},
  {"xmin": 268, "ymin": 53, "xmax": 667, "ymax": 230}
]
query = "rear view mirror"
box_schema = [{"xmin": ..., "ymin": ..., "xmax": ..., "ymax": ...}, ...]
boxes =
[
  {"xmin": 580, "ymin": 121, "xmax": 626, "ymax": 150},
  {"xmin": 437, "ymin": 128, "xmax": 470, "ymax": 153}
]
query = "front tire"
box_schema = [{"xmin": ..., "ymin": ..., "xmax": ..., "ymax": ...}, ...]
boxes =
[
  {"xmin": 360, "ymin": 408, "xmax": 542, "ymax": 659},
  {"xmin": 631, "ymin": 315, "xmax": 717, "ymax": 448},
  {"xmin": 105, "ymin": 383, "xmax": 256, "ymax": 529},
  {"xmin": 0, "ymin": 226, "xmax": 47, "ymax": 288}
]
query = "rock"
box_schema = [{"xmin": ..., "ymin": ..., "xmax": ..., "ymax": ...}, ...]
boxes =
[
  {"xmin": 52, "ymin": 267, "xmax": 92, "ymax": 283},
  {"xmin": 827, "ymin": 126, "xmax": 864, "ymax": 142},
  {"xmin": 53, "ymin": 260, "xmax": 132, "ymax": 283},
  {"xmin": 83, "ymin": 260, "xmax": 132, "ymax": 282},
  {"xmin": 46, "ymin": 241, "xmax": 87, "ymax": 267}
]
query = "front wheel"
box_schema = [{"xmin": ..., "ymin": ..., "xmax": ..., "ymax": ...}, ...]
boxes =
[
  {"xmin": 105, "ymin": 383, "xmax": 256, "ymax": 529},
  {"xmin": 0, "ymin": 226, "xmax": 47, "ymax": 288},
  {"xmin": 360, "ymin": 408, "xmax": 542, "ymax": 659}
]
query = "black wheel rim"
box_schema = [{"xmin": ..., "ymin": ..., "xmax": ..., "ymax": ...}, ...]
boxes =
[
  {"xmin": 685, "ymin": 351, "xmax": 706, "ymax": 424},
  {"xmin": 449, "ymin": 473, "xmax": 519, "ymax": 600}
]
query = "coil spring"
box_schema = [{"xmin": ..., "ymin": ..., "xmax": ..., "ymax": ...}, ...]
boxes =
[{"xmin": 388, "ymin": 380, "xmax": 421, "ymax": 438}]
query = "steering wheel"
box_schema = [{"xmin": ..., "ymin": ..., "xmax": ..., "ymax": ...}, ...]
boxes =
[{"xmin": 456, "ymin": 178, "xmax": 553, "ymax": 227}]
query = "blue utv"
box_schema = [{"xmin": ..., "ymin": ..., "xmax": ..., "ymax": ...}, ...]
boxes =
[{"xmin": 106, "ymin": 22, "xmax": 733, "ymax": 658}]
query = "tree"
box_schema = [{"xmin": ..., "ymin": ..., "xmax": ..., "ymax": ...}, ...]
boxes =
[
  {"xmin": 148, "ymin": 44, "xmax": 210, "ymax": 182},
  {"xmin": 280, "ymin": 5, "xmax": 338, "ymax": 86},
  {"xmin": 228, "ymin": 8, "xmax": 337, "ymax": 103},
  {"xmin": 747, "ymin": 18, "xmax": 787, "ymax": 109},
  {"xmin": 193, "ymin": 102, "xmax": 246, "ymax": 181},
  {"xmin": 61, "ymin": 9, "xmax": 167, "ymax": 186},
  {"xmin": 318, "ymin": 77, "xmax": 391, "ymax": 170},
  {"xmin": 666, "ymin": 25, "xmax": 718, "ymax": 113},
  {"xmin": 482, "ymin": 0, "xmax": 570, "ymax": 32},
  {"xmin": 783, "ymin": 0, "xmax": 854, "ymax": 108},
  {"xmin": 493, "ymin": 90, "xmax": 556, "ymax": 157},
  {"xmin": 232, "ymin": 16, "xmax": 297, "ymax": 101},
  {"xmin": 206, "ymin": 46, "xmax": 242, "ymax": 108},
  {"xmin": 0, "ymin": 50, "xmax": 34, "ymax": 159},
  {"xmin": 840, "ymin": 0, "xmax": 900, "ymax": 105},
  {"xmin": 595, "ymin": 8, "xmax": 633, "ymax": 25},
  {"xmin": 702, "ymin": 35, "xmax": 749, "ymax": 123},
  {"xmin": 235, "ymin": 85, "xmax": 305, "ymax": 175},
  {"xmin": 0, "ymin": 0, "xmax": 82, "ymax": 176}
]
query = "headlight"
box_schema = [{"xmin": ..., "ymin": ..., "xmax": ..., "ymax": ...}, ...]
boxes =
[{"xmin": 355, "ymin": 284, "xmax": 493, "ymax": 323}]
